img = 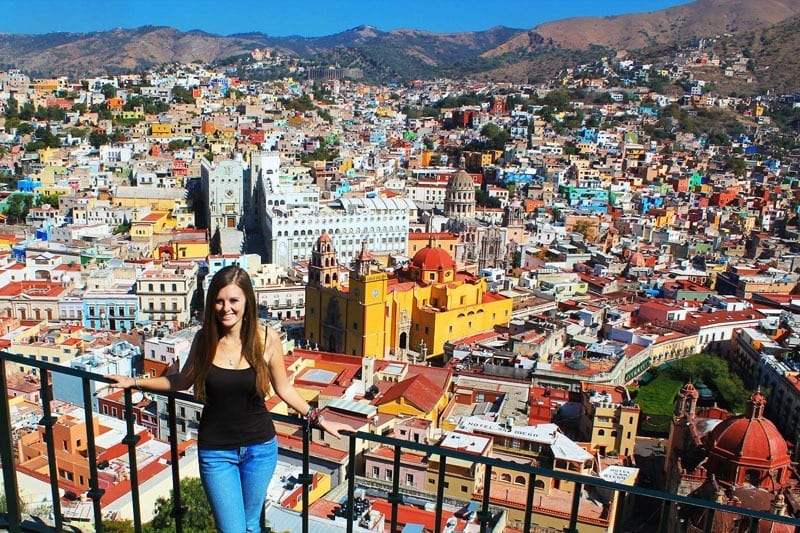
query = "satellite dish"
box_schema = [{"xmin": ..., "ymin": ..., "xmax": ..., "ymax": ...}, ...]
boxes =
[{"xmin": 131, "ymin": 391, "xmax": 144, "ymax": 403}]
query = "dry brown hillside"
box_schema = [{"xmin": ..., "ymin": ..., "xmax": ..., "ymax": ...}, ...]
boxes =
[{"xmin": 486, "ymin": 0, "xmax": 800, "ymax": 54}]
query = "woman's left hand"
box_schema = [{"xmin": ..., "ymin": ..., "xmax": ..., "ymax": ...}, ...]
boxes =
[{"xmin": 317, "ymin": 417, "xmax": 351, "ymax": 439}]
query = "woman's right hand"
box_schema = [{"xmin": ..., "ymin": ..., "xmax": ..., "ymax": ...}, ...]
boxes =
[{"xmin": 107, "ymin": 375, "xmax": 137, "ymax": 390}]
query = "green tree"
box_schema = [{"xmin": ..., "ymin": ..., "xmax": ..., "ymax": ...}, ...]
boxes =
[
  {"xmin": 101, "ymin": 83, "xmax": 118, "ymax": 99},
  {"xmin": 171, "ymin": 86, "xmax": 196, "ymax": 104},
  {"xmin": 89, "ymin": 130, "xmax": 110, "ymax": 148},
  {"xmin": 146, "ymin": 477, "xmax": 213, "ymax": 532},
  {"xmin": 36, "ymin": 192, "xmax": 62, "ymax": 208},
  {"xmin": 168, "ymin": 140, "xmax": 188, "ymax": 151},
  {"xmin": 4, "ymin": 97, "xmax": 20, "ymax": 129},
  {"xmin": 102, "ymin": 519, "xmax": 135, "ymax": 532},
  {"xmin": 15, "ymin": 122, "xmax": 34, "ymax": 136},
  {"xmin": 4, "ymin": 193, "xmax": 33, "ymax": 224},
  {"xmin": 33, "ymin": 126, "xmax": 61, "ymax": 149},
  {"xmin": 671, "ymin": 353, "xmax": 750, "ymax": 413},
  {"xmin": 475, "ymin": 189, "xmax": 501, "ymax": 208},
  {"xmin": 18, "ymin": 102, "xmax": 35, "ymax": 121},
  {"xmin": 726, "ymin": 157, "xmax": 747, "ymax": 177},
  {"xmin": 542, "ymin": 88, "xmax": 572, "ymax": 111},
  {"xmin": 480, "ymin": 123, "xmax": 508, "ymax": 151}
]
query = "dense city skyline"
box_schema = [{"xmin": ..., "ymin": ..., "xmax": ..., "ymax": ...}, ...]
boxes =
[{"xmin": 0, "ymin": 0, "xmax": 693, "ymax": 37}]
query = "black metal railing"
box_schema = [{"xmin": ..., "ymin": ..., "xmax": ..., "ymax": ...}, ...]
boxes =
[{"xmin": 1, "ymin": 350, "xmax": 799, "ymax": 533}]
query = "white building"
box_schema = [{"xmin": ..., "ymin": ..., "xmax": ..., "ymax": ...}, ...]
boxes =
[
  {"xmin": 201, "ymin": 158, "xmax": 246, "ymax": 231},
  {"xmin": 267, "ymin": 197, "xmax": 414, "ymax": 267}
]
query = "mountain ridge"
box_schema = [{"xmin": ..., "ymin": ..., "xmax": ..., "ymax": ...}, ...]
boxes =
[{"xmin": 0, "ymin": 0, "xmax": 799, "ymax": 92}]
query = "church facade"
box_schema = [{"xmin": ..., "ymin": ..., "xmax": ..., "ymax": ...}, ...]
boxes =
[{"xmin": 304, "ymin": 233, "xmax": 512, "ymax": 360}]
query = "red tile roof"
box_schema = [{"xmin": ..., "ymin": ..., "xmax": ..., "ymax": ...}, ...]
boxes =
[{"xmin": 377, "ymin": 374, "xmax": 442, "ymax": 413}]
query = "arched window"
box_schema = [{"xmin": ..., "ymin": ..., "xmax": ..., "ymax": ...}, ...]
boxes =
[
  {"xmin": 500, "ymin": 473, "xmax": 511, "ymax": 482},
  {"xmin": 515, "ymin": 475, "xmax": 526, "ymax": 485}
]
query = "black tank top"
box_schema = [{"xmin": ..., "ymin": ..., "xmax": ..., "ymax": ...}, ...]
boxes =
[{"xmin": 198, "ymin": 365, "xmax": 276, "ymax": 449}]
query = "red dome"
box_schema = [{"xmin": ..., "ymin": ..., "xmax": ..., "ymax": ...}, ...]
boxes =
[
  {"xmin": 680, "ymin": 381, "xmax": 699, "ymax": 398},
  {"xmin": 411, "ymin": 246, "xmax": 455, "ymax": 272},
  {"xmin": 317, "ymin": 231, "xmax": 332, "ymax": 243},
  {"xmin": 706, "ymin": 415, "xmax": 789, "ymax": 468},
  {"xmin": 628, "ymin": 252, "xmax": 646, "ymax": 268}
]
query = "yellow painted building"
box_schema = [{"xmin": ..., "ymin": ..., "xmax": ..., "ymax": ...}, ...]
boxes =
[
  {"xmin": 150, "ymin": 123, "xmax": 173, "ymax": 138},
  {"xmin": 305, "ymin": 236, "xmax": 512, "ymax": 359},
  {"xmin": 130, "ymin": 211, "xmax": 172, "ymax": 248},
  {"xmin": 578, "ymin": 384, "xmax": 640, "ymax": 457}
]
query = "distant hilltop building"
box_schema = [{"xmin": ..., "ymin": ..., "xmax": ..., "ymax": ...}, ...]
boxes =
[{"xmin": 251, "ymin": 48, "xmax": 272, "ymax": 61}]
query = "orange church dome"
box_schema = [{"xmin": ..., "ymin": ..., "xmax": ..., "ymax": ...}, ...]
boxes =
[
  {"xmin": 705, "ymin": 392, "xmax": 789, "ymax": 470},
  {"xmin": 628, "ymin": 251, "xmax": 646, "ymax": 268},
  {"xmin": 411, "ymin": 246, "xmax": 455, "ymax": 272}
]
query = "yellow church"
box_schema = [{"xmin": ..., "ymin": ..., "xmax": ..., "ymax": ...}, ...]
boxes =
[{"xmin": 304, "ymin": 232, "xmax": 512, "ymax": 360}]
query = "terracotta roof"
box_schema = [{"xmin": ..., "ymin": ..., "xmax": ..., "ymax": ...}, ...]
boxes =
[{"xmin": 377, "ymin": 374, "xmax": 442, "ymax": 413}]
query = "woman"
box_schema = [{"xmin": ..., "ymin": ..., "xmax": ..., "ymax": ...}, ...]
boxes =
[{"xmin": 109, "ymin": 265, "xmax": 349, "ymax": 532}]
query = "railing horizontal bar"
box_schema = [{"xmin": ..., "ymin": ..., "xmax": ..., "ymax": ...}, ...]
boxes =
[
  {"xmin": 1, "ymin": 350, "xmax": 799, "ymax": 531},
  {"xmin": 345, "ymin": 430, "xmax": 800, "ymax": 526}
]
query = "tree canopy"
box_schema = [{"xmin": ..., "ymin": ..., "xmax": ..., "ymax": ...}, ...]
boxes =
[{"xmin": 146, "ymin": 477, "xmax": 214, "ymax": 532}]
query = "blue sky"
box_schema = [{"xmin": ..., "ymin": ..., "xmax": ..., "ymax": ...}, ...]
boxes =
[{"xmin": 0, "ymin": 0, "xmax": 693, "ymax": 36}]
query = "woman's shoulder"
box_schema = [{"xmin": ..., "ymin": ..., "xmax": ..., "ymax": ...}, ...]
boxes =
[{"xmin": 258, "ymin": 325, "xmax": 281, "ymax": 346}]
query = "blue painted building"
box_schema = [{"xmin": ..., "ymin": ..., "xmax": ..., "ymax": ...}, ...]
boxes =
[
  {"xmin": 83, "ymin": 289, "xmax": 139, "ymax": 332},
  {"xmin": 17, "ymin": 177, "xmax": 42, "ymax": 193}
]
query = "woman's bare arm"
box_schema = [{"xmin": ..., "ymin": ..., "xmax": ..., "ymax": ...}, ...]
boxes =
[{"xmin": 107, "ymin": 334, "xmax": 198, "ymax": 393}]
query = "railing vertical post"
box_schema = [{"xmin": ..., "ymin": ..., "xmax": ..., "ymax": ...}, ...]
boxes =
[
  {"xmin": 433, "ymin": 455, "xmax": 447, "ymax": 533},
  {"xmin": 299, "ymin": 418, "xmax": 311, "ymax": 533},
  {"xmin": 749, "ymin": 516, "xmax": 760, "ymax": 532},
  {"xmin": 658, "ymin": 500, "xmax": 671, "ymax": 533},
  {"xmin": 346, "ymin": 433, "xmax": 356, "ymax": 533},
  {"xmin": 39, "ymin": 369, "xmax": 63, "ymax": 531},
  {"xmin": 567, "ymin": 481, "xmax": 582, "ymax": 533},
  {"xmin": 389, "ymin": 445, "xmax": 403, "ymax": 533},
  {"xmin": 166, "ymin": 396, "xmax": 185, "ymax": 533},
  {"xmin": 81, "ymin": 377, "xmax": 105, "ymax": 531},
  {"xmin": 122, "ymin": 388, "xmax": 142, "ymax": 533},
  {"xmin": 523, "ymin": 473, "xmax": 537, "ymax": 533},
  {"xmin": 0, "ymin": 363, "xmax": 22, "ymax": 532},
  {"xmin": 702, "ymin": 508, "xmax": 715, "ymax": 533},
  {"xmin": 477, "ymin": 464, "xmax": 493, "ymax": 533}
]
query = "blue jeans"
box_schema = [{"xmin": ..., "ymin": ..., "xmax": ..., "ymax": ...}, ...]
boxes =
[{"xmin": 198, "ymin": 438, "xmax": 278, "ymax": 533}]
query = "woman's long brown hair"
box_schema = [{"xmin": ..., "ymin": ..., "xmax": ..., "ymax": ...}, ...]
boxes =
[{"xmin": 185, "ymin": 265, "xmax": 271, "ymax": 402}]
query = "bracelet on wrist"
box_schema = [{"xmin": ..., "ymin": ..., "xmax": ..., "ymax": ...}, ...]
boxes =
[{"xmin": 306, "ymin": 406, "xmax": 322, "ymax": 429}]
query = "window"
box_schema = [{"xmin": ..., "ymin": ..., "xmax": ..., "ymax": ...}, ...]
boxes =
[
  {"xmin": 461, "ymin": 485, "xmax": 468, "ymax": 493},
  {"xmin": 406, "ymin": 473, "xmax": 414, "ymax": 485},
  {"xmin": 385, "ymin": 470, "xmax": 393, "ymax": 482},
  {"xmin": 372, "ymin": 466, "xmax": 380, "ymax": 478}
]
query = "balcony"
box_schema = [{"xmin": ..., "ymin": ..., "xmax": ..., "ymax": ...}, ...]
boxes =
[{"xmin": 1, "ymin": 349, "xmax": 799, "ymax": 533}]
